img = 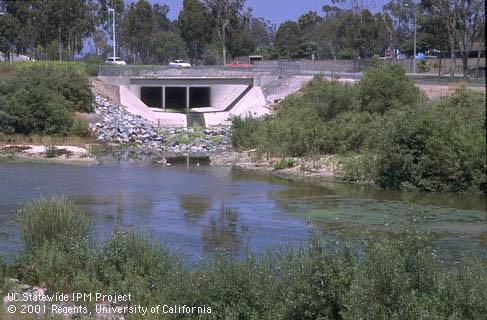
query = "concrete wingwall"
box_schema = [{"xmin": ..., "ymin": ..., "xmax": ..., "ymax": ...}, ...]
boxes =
[
  {"xmin": 204, "ymin": 87, "xmax": 269, "ymax": 127},
  {"xmin": 119, "ymin": 86, "xmax": 157, "ymax": 123},
  {"xmin": 211, "ymin": 85, "xmax": 247, "ymax": 110}
]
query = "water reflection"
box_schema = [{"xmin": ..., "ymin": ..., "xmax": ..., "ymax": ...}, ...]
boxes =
[
  {"xmin": 0, "ymin": 162, "xmax": 485, "ymax": 262},
  {"xmin": 178, "ymin": 194, "xmax": 213, "ymax": 219},
  {"xmin": 202, "ymin": 204, "xmax": 245, "ymax": 254}
]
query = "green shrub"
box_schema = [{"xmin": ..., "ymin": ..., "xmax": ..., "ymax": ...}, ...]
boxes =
[
  {"xmin": 4, "ymin": 87, "xmax": 73, "ymax": 134},
  {"xmin": 185, "ymin": 255, "xmax": 281, "ymax": 320},
  {"xmin": 340, "ymin": 153, "xmax": 377, "ymax": 182},
  {"xmin": 96, "ymin": 229, "xmax": 181, "ymax": 306},
  {"xmin": 17, "ymin": 240, "xmax": 92, "ymax": 292},
  {"xmin": 359, "ymin": 64, "xmax": 421, "ymax": 114},
  {"xmin": 343, "ymin": 231, "xmax": 487, "ymax": 319},
  {"xmin": 11, "ymin": 64, "xmax": 94, "ymax": 113},
  {"xmin": 278, "ymin": 77, "xmax": 356, "ymax": 121},
  {"xmin": 273, "ymin": 158, "xmax": 295, "ymax": 170},
  {"xmin": 276, "ymin": 241, "xmax": 354, "ymax": 320},
  {"xmin": 231, "ymin": 116, "xmax": 264, "ymax": 150},
  {"xmin": 376, "ymin": 89, "xmax": 486, "ymax": 192},
  {"xmin": 0, "ymin": 256, "xmax": 8, "ymax": 291},
  {"xmin": 0, "ymin": 109, "xmax": 16, "ymax": 134},
  {"xmin": 16, "ymin": 196, "xmax": 92, "ymax": 251},
  {"xmin": 0, "ymin": 63, "xmax": 97, "ymax": 135},
  {"xmin": 70, "ymin": 118, "xmax": 91, "ymax": 137},
  {"xmin": 343, "ymin": 231, "xmax": 440, "ymax": 319},
  {"xmin": 321, "ymin": 111, "xmax": 384, "ymax": 154}
]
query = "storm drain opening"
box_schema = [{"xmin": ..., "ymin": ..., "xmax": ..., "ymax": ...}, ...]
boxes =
[
  {"xmin": 140, "ymin": 87, "xmax": 162, "ymax": 108},
  {"xmin": 189, "ymin": 87, "xmax": 211, "ymax": 108},
  {"xmin": 165, "ymin": 87, "xmax": 187, "ymax": 110}
]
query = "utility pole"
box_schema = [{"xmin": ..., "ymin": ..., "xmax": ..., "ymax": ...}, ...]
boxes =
[
  {"xmin": 413, "ymin": 7, "xmax": 417, "ymax": 73},
  {"xmin": 108, "ymin": 8, "xmax": 116, "ymax": 58},
  {"xmin": 405, "ymin": 2, "xmax": 418, "ymax": 73}
]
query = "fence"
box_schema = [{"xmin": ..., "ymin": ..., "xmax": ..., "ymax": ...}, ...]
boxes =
[
  {"xmin": 98, "ymin": 65, "xmax": 283, "ymax": 77},
  {"xmin": 99, "ymin": 58, "xmax": 485, "ymax": 80}
]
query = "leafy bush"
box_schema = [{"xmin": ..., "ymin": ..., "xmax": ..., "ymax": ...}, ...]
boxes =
[
  {"xmin": 359, "ymin": 64, "xmax": 421, "ymax": 114},
  {"xmin": 321, "ymin": 111, "xmax": 384, "ymax": 154},
  {"xmin": 231, "ymin": 78, "xmax": 380, "ymax": 156},
  {"xmin": 0, "ymin": 63, "xmax": 94, "ymax": 136},
  {"xmin": 375, "ymin": 89, "xmax": 486, "ymax": 192},
  {"xmin": 343, "ymin": 231, "xmax": 487, "ymax": 319},
  {"xmin": 278, "ymin": 77, "xmax": 356, "ymax": 121},
  {"xmin": 69, "ymin": 118, "xmax": 91, "ymax": 137},
  {"xmin": 3, "ymin": 87, "xmax": 73, "ymax": 134},
  {"xmin": 231, "ymin": 116, "xmax": 264, "ymax": 150},
  {"xmin": 276, "ymin": 241, "xmax": 354, "ymax": 320},
  {"xmin": 11, "ymin": 64, "xmax": 94, "ymax": 113}
]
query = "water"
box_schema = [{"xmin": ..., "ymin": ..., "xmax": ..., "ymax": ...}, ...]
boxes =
[{"xmin": 0, "ymin": 162, "xmax": 485, "ymax": 262}]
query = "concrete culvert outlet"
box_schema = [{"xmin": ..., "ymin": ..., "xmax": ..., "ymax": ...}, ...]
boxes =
[
  {"xmin": 165, "ymin": 87, "xmax": 187, "ymax": 109},
  {"xmin": 140, "ymin": 87, "xmax": 162, "ymax": 108},
  {"xmin": 189, "ymin": 87, "xmax": 211, "ymax": 108}
]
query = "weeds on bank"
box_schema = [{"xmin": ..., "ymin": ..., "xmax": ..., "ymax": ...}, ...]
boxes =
[
  {"xmin": 0, "ymin": 134, "xmax": 95, "ymax": 146},
  {"xmin": 3, "ymin": 196, "xmax": 487, "ymax": 320},
  {"xmin": 273, "ymin": 158, "xmax": 295, "ymax": 170}
]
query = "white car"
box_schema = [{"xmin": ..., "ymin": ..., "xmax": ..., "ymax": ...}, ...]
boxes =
[
  {"xmin": 105, "ymin": 57, "xmax": 126, "ymax": 65},
  {"xmin": 169, "ymin": 60, "xmax": 191, "ymax": 68}
]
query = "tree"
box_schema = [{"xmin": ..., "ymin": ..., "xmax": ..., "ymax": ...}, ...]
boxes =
[
  {"xmin": 0, "ymin": 13, "xmax": 19, "ymax": 60},
  {"xmin": 249, "ymin": 17, "xmax": 275, "ymax": 49},
  {"xmin": 298, "ymin": 11, "xmax": 322, "ymax": 36},
  {"xmin": 178, "ymin": 0, "xmax": 213, "ymax": 63},
  {"xmin": 155, "ymin": 31, "xmax": 187, "ymax": 63},
  {"xmin": 5, "ymin": 0, "xmax": 97, "ymax": 60},
  {"xmin": 122, "ymin": 0, "xmax": 154, "ymax": 63},
  {"xmin": 275, "ymin": 21, "xmax": 302, "ymax": 59},
  {"xmin": 452, "ymin": 0, "xmax": 485, "ymax": 79},
  {"xmin": 422, "ymin": 0, "xmax": 484, "ymax": 79},
  {"xmin": 204, "ymin": 0, "xmax": 245, "ymax": 64}
]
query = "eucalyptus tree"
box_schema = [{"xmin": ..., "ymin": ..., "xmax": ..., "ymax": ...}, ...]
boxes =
[
  {"xmin": 204, "ymin": 0, "xmax": 245, "ymax": 65},
  {"xmin": 178, "ymin": 0, "xmax": 213, "ymax": 63}
]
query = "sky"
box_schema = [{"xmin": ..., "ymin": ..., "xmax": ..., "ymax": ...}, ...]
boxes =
[{"xmin": 127, "ymin": 0, "xmax": 390, "ymax": 25}]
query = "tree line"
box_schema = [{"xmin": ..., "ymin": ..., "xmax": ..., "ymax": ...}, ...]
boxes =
[{"xmin": 0, "ymin": 0, "xmax": 484, "ymax": 69}]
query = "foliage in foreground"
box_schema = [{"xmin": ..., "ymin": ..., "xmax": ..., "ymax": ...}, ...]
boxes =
[
  {"xmin": 0, "ymin": 63, "xmax": 94, "ymax": 135},
  {"xmin": 4, "ymin": 197, "xmax": 487, "ymax": 320},
  {"xmin": 231, "ymin": 65, "xmax": 486, "ymax": 192}
]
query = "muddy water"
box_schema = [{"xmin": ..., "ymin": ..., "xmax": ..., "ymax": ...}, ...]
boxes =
[{"xmin": 0, "ymin": 162, "xmax": 485, "ymax": 262}]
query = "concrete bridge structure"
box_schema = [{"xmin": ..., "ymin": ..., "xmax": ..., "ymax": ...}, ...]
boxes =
[{"xmin": 97, "ymin": 65, "xmax": 282, "ymax": 127}]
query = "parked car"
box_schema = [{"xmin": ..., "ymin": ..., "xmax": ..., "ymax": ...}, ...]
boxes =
[
  {"xmin": 105, "ymin": 57, "xmax": 126, "ymax": 65},
  {"xmin": 169, "ymin": 60, "xmax": 191, "ymax": 68}
]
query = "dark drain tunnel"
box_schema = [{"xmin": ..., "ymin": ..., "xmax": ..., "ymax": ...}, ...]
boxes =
[{"xmin": 140, "ymin": 86, "xmax": 211, "ymax": 110}]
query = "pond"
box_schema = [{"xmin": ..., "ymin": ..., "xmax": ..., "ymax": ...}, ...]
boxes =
[{"xmin": 0, "ymin": 162, "xmax": 485, "ymax": 262}]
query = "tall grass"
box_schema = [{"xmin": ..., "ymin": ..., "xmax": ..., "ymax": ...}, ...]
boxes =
[
  {"xmin": 4, "ymin": 197, "xmax": 487, "ymax": 319},
  {"xmin": 16, "ymin": 197, "xmax": 92, "ymax": 251}
]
